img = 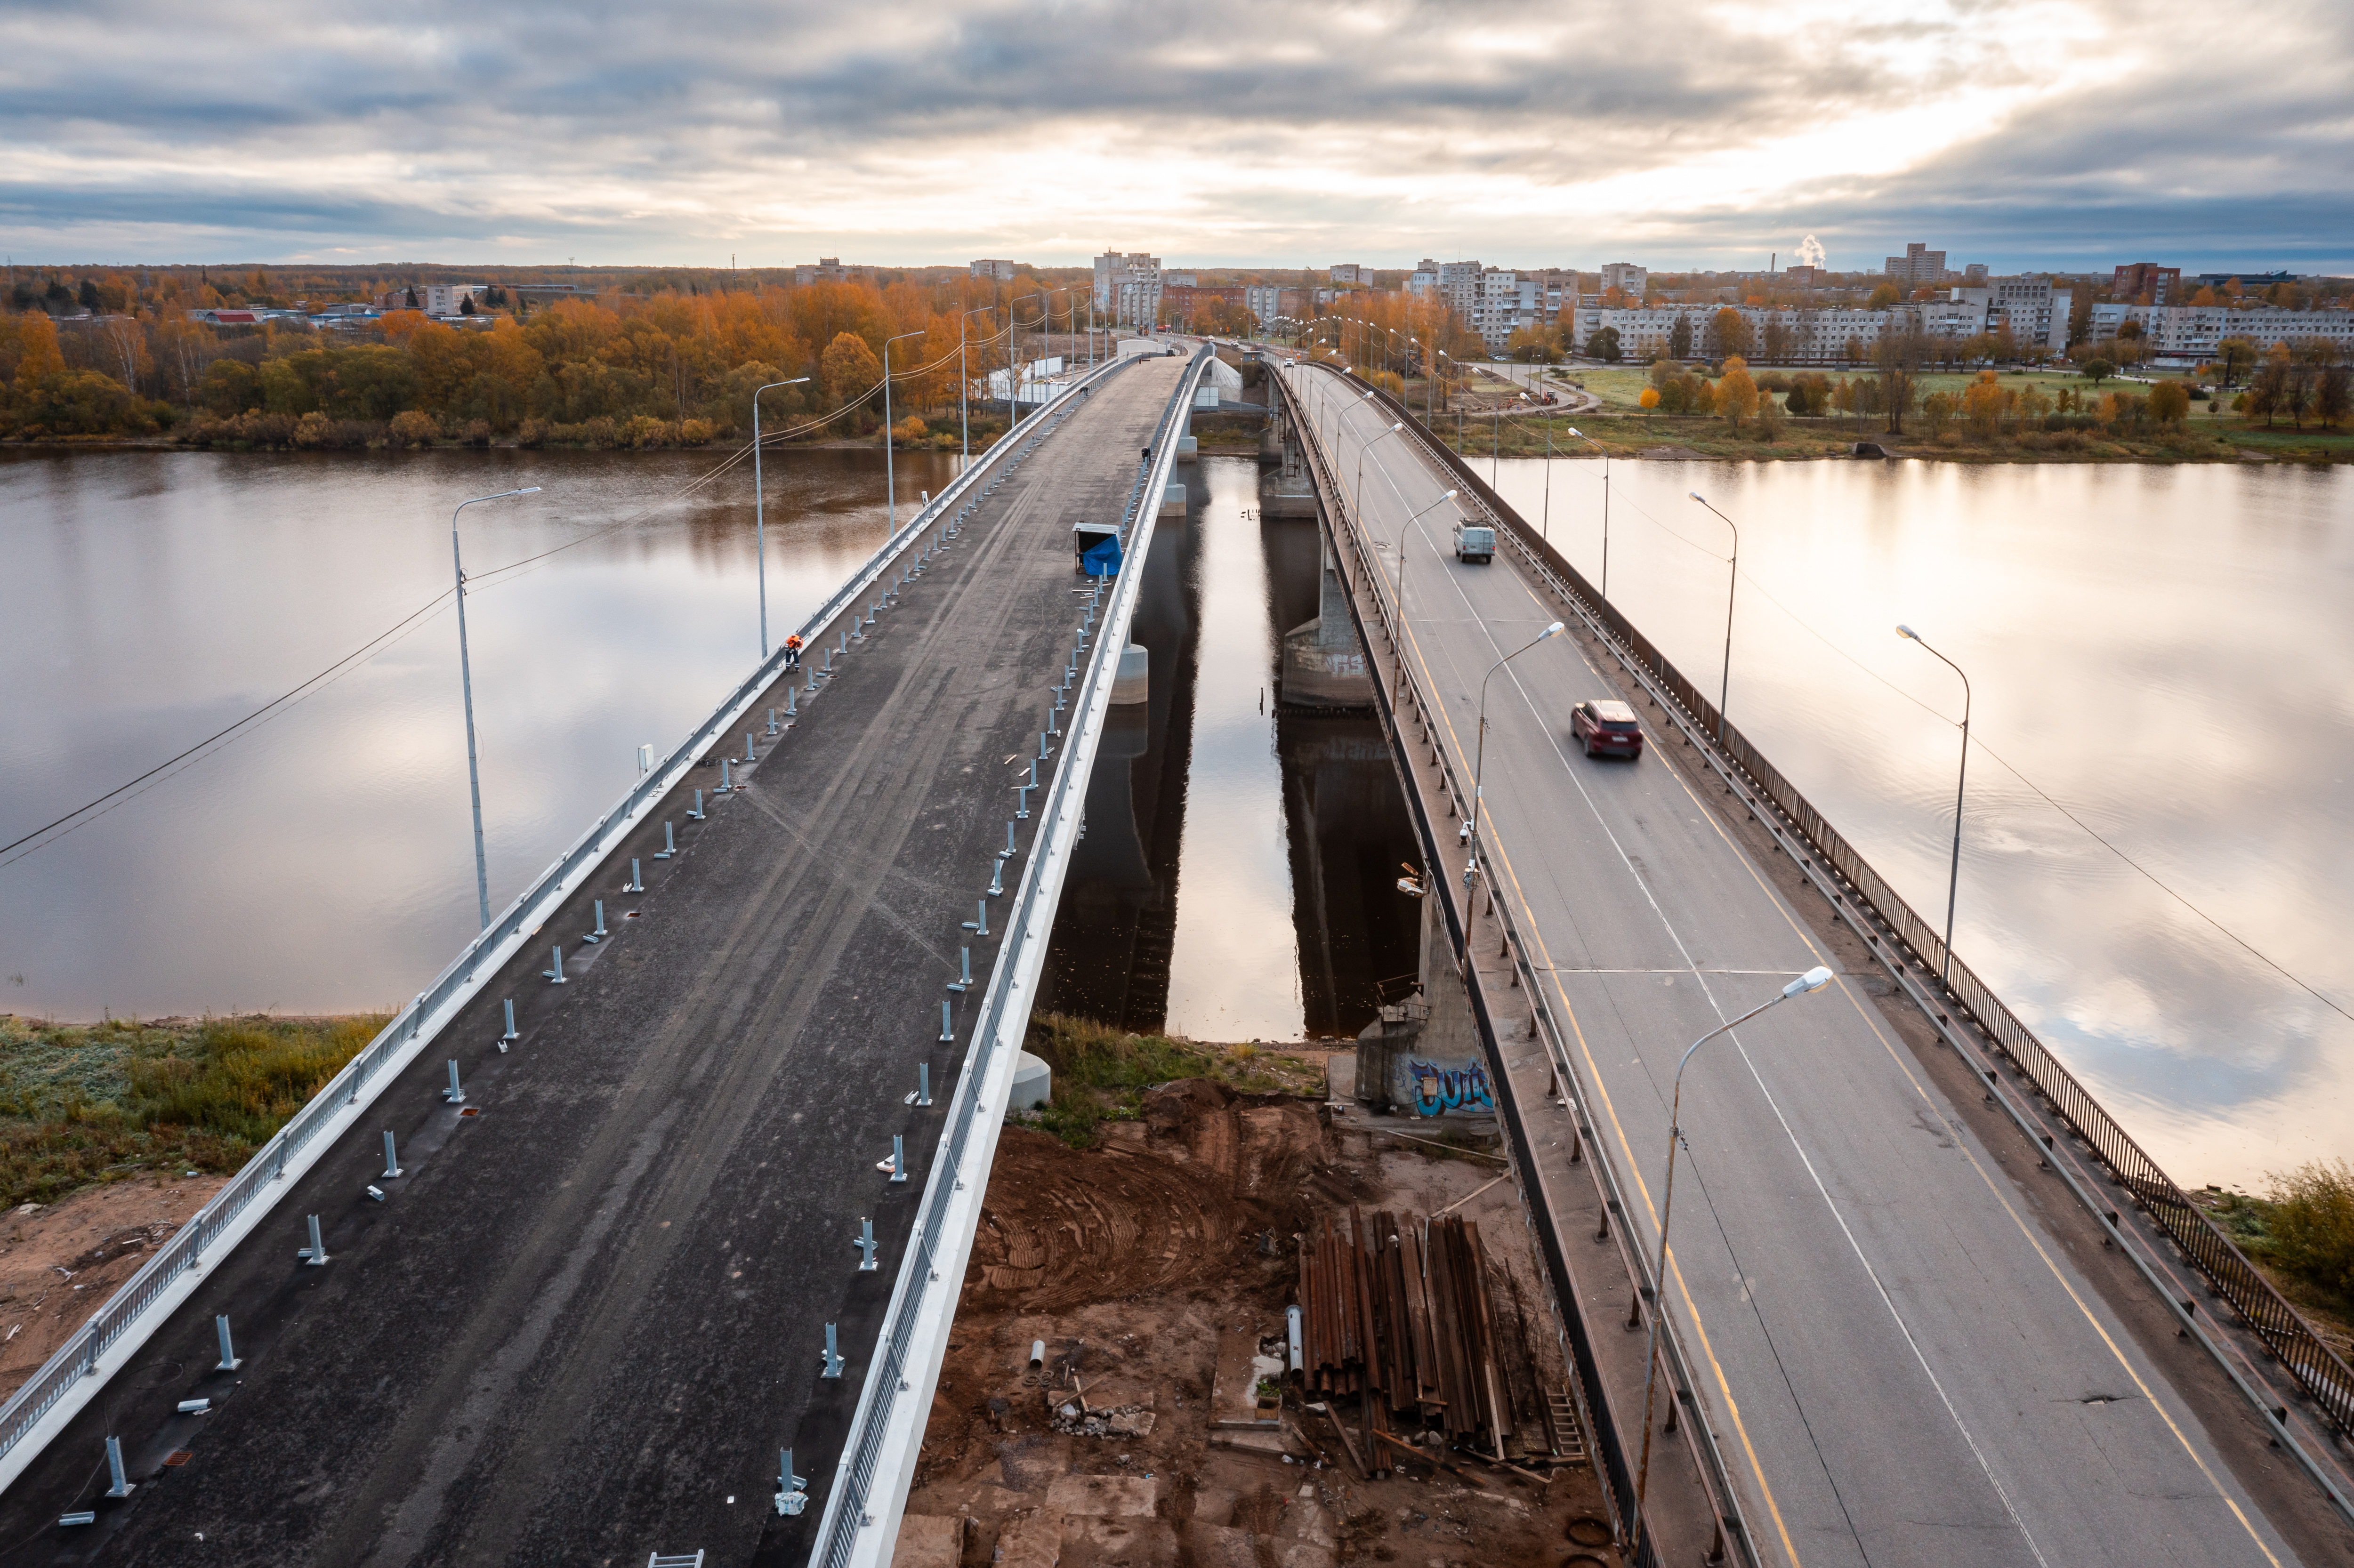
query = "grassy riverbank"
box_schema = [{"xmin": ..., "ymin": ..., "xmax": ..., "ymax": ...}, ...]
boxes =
[
  {"xmin": 2195, "ymin": 1166, "xmax": 2354, "ymax": 1353},
  {"xmin": 0, "ymin": 1013, "xmax": 387, "ymax": 1208}
]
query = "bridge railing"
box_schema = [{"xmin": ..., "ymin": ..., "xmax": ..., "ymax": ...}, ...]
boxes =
[
  {"xmin": 807, "ymin": 344, "xmax": 1213, "ymax": 1568},
  {"xmin": 0, "ymin": 352, "xmax": 1142, "ymax": 1497},
  {"xmin": 1313, "ymin": 362, "xmax": 2354, "ymax": 1447}
]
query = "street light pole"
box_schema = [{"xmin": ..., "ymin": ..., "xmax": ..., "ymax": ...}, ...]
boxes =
[
  {"xmin": 751, "ymin": 378, "xmax": 810, "ymax": 659},
  {"xmin": 1389, "ymin": 490, "xmax": 1459, "ymax": 674},
  {"xmin": 881, "ymin": 330, "xmax": 922, "ymax": 534},
  {"xmin": 1469, "ymin": 621, "xmax": 1567, "ymax": 876},
  {"xmin": 1355, "ymin": 416, "xmax": 1403, "ymax": 523},
  {"xmin": 1687, "ymin": 491, "xmax": 1741, "ymax": 740},
  {"xmin": 449, "ymin": 484, "xmax": 542, "ymax": 930},
  {"xmin": 1566, "ymin": 426, "xmax": 1611, "ymax": 601},
  {"xmin": 1897, "ymin": 625, "xmax": 1972, "ymax": 984},
  {"xmin": 1627, "ymin": 966, "xmax": 1836, "ymax": 1563}
]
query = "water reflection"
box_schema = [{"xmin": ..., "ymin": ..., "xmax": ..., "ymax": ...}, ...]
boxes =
[
  {"xmin": 0, "ymin": 444, "xmax": 958, "ymax": 1018},
  {"xmin": 1483, "ymin": 454, "xmax": 2354, "ymax": 1184}
]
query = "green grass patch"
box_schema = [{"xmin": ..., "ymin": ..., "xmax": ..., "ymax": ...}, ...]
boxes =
[
  {"xmin": 2197, "ymin": 1161, "xmax": 2354, "ymax": 1343},
  {"xmin": 1019, "ymin": 1013, "xmax": 1324, "ymax": 1149},
  {"xmin": 0, "ymin": 1013, "xmax": 388, "ymax": 1207}
]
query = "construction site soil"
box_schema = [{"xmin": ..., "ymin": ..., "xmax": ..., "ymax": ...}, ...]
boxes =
[{"xmin": 900, "ymin": 1068, "xmax": 1617, "ymax": 1568}]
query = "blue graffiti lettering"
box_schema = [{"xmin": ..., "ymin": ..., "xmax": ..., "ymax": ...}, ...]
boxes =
[{"xmin": 1406, "ymin": 1058, "xmax": 1494, "ymax": 1117}]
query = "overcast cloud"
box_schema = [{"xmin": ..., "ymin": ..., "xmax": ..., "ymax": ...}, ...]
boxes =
[{"xmin": 3, "ymin": 0, "xmax": 2348, "ymax": 270}]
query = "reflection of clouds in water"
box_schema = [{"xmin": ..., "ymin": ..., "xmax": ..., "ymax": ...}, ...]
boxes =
[
  {"xmin": 0, "ymin": 445, "xmax": 962, "ymax": 1021},
  {"xmin": 1485, "ymin": 456, "xmax": 2354, "ymax": 1184}
]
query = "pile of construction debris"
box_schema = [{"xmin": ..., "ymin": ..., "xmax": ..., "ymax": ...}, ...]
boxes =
[{"xmin": 1298, "ymin": 1207, "xmax": 1584, "ymax": 1470}]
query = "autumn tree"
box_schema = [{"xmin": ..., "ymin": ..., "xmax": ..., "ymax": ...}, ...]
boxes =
[
  {"xmin": 1715, "ymin": 357, "xmax": 1758, "ymax": 429},
  {"xmin": 1710, "ymin": 307, "xmax": 1754, "ymax": 361},
  {"xmin": 2146, "ymin": 380, "xmax": 2191, "ymax": 426},
  {"xmin": 821, "ymin": 330, "xmax": 884, "ymax": 408},
  {"xmin": 1872, "ymin": 329, "xmax": 1927, "ymax": 435},
  {"xmin": 1669, "ymin": 314, "xmax": 1694, "ymax": 359}
]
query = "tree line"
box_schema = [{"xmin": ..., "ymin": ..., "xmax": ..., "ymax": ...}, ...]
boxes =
[{"xmin": 0, "ymin": 273, "xmax": 1100, "ymax": 447}]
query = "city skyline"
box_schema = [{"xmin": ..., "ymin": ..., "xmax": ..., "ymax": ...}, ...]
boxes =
[{"xmin": 5, "ymin": 0, "xmax": 2350, "ymax": 273}]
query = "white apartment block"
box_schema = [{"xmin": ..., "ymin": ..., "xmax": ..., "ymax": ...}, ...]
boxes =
[
  {"xmin": 1406, "ymin": 260, "xmax": 1440, "ymax": 297},
  {"xmin": 1569, "ymin": 303, "xmax": 1890, "ymax": 362},
  {"xmin": 421, "ymin": 283, "xmax": 486, "ymax": 315},
  {"xmin": 1330, "ymin": 264, "xmax": 1362, "ymax": 284},
  {"xmin": 1092, "ymin": 251, "xmax": 1164, "ymax": 325},
  {"xmin": 2087, "ymin": 303, "xmax": 2354, "ymax": 361},
  {"xmin": 1599, "ymin": 262, "xmax": 1647, "ymax": 295},
  {"xmin": 969, "ymin": 259, "xmax": 1018, "ymax": 280},
  {"xmin": 1884, "ymin": 242, "xmax": 1948, "ymax": 284},
  {"xmin": 1469, "ymin": 268, "xmax": 1543, "ymax": 351}
]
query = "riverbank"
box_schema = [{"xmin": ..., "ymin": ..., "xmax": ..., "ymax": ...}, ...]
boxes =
[
  {"xmin": 1420, "ymin": 410, "xmax": 2354, "ymax": 464},
  {"xmin": 0, "ymin": 1013, "xmax": 387, "ymax": 1208}
]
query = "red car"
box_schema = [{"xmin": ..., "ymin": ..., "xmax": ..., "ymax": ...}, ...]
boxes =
[{"xmin": 1571, "ymin": 699, "xmax": 1644, "ymax": 759}]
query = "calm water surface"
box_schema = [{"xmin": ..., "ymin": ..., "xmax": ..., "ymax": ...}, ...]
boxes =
[
  {"xmin": 1483, "ymin": 455, "xmax": 2353, "ymax": 1185},
  {"xmin": 3, "ymin": 447, "xmax": 2346, "ymax": 1184}
]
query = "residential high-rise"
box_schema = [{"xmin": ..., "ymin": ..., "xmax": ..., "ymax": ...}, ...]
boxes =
[
  {"xmin": 1092, "ymin": 251, "xmax": 1164, "ymax": 326},
  {"xmin": 1883, "ymin": 242, "xmax": 1948, "ymax": 283}
]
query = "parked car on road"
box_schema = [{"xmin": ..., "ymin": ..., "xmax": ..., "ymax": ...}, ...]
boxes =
[{"xmin": 1570, "ymin": 699, "xmax": 1644, "ymax": 758}]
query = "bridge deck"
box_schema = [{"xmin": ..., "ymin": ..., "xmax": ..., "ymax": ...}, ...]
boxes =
[
  {"xmin": 1294, "ymin": 368, "xmax": 2303, "ymax": 1568},
  {"xmin": 2, "ymin": 354, "xmax": 1189, "ymax": 1566}
]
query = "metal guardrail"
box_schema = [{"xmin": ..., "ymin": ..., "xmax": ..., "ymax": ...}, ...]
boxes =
[
  {"xmin": 807, "ymin": 345, "xmax": 1211, "ymax": 1568},
  {"xmin": 1325, "ymin": 363, "xmax": 2354, "ymax": 1447},
  {"xmin": 0, "ymin": 352, "xmax": 1140, "ymax": 1495},
  {"xmin": 1273, "ymin": 364, "xmax": 1727, "ymax": 1568}
]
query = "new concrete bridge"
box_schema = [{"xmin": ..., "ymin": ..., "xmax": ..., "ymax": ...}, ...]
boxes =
[
  {"xmin": 1270, "ymin": 355, "xmax": 2354, "ymax": 1568},
  {"xmin": 0, "ymin": 344, "xmax": 1208, "ymax": 1567}
]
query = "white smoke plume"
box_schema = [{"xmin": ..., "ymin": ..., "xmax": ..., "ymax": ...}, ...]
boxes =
[{"xmin": 1796, "ymin": 234, "xmax": 1827, "ymax": 269}]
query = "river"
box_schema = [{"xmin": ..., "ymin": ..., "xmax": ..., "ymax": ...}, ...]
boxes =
[{"xmin": 1, "ymin": 446, "xmax": 2346, "ymax": 1186}]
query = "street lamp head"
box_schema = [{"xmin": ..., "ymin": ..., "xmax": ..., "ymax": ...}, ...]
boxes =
[
  {"xmin": 1540, "ymin": 620, "xmax": 1564, "ymax": 640},
  {"xmin": 1782, "ymin": 965, "xmax": 1835, "ymax": 998},
  {"xmin": 1688, "ymin": 491, "xmax": 1707, "ymax": 504},
  {"xmin": 1566, "ymin": 426, "xmax": 1582, "ymax": 437},
  {"xmin": 1895, "ymin": 623, "xmax": 1919, "ymax": 641},
  {"xmin": 1389, "ymin": 421, "xmax": 1403, "ymax": 431},
  {"xmin": 515, "ymin": 486, "xmax": 542, "ymax": 496},
  {"xmin": 1442, "ymin": 489, "xmax": 1459, "ymax": 499}
]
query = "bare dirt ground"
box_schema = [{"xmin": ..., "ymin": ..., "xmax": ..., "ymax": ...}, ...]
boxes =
[
  {"xmin": 898, "ymin": 1062, "xmax": 1618, "ymax": 1568},
  {"xmin": 0, "ymin": 1176, "xmax": 225, "ymax": 1399}
]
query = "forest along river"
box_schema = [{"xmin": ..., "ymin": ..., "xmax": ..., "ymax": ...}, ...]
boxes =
[{"xmin": 2, "ymin": 446, "xmax": 2347, "ymax": 1185}]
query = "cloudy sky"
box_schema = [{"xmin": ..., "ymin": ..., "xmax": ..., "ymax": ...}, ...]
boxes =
[{"xmin": 6, "ymin": 0, "xmax": 2349, "ymax": 273}]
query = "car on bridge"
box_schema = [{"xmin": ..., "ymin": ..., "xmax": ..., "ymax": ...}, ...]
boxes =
[
  {"xmin": 1571, "ymin": 698, "xmax": 1644, "ymax": 758},
  {"xmin": 1452, "ymin": 520, "xmax": 1496, "ymax": 563}
]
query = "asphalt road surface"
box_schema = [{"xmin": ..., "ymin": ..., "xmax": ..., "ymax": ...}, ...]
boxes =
[
  {"xmin": 0, "ymin": 353, "xmax": 1189, "ymax": 1567},
  {"xmin": 1293, "ymin": 365, "xmax": 2305, "ymax": 1568}
]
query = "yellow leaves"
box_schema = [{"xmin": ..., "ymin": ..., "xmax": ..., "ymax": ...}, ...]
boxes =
[
  {"xmin": 8, "ymin": 314, "xmax": 64, "ymax": 385},
  {"xmin": 821, "ymin": 331, "xmax": 883, "ymax": 407},
  {"xmin": 1638, "ymin": 386, "xmax": 1660, "ymax": 410}
]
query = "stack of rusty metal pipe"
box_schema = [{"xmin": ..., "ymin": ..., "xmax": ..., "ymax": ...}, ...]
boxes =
[{"xmin": 1296, "ymin": 1206, "xmax": 1516, "ymax": 1453}]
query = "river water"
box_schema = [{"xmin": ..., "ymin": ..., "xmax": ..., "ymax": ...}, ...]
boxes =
[
  {"xmin": 2, "ymin": 446, "xmax": 2346, "ymax": 1185},
  {"xmin": 1479, "ymin": 453, "xmax": 2353, "ymax": 1188}
]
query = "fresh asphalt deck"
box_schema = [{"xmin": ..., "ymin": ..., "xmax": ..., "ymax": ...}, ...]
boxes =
[
  {"xmin": 1298, "ymin": 370, "xmax": 2306, "ymax": 1568},
  {"xmin": 0, "ymin": 353, "xmax": 1188, "ymax": 1566}
]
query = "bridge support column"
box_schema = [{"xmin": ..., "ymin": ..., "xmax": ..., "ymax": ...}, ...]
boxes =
[{"xmin": 1356, "ymin": 891, "xmax": 1482, "ymax": 1114}]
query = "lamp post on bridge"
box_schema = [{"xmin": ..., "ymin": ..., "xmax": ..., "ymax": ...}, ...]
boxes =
[
  {"xmin": 751, "ymin": 377, "xmax": 811, "ymax": 658},
  {"xmin": 449, "ymin": 484, "xmax": 542, "ymax": 930},
  {"xmin": 1387, "ymin": 490, "xmax": 1459, "ymax": 680},
  {"xmin": 1896, "ymin": 624, "xmax": 1972, "ymax": 986},
  {"xmin": 1354, "ymin": 415, "xmax": 1403, "ymax": 525},
  {"xmin": 959, "ymin": 303, "xmax": 997, "ymax": 469},
  {"xmin": 1565, "ymin": 426, "xmax": 1611, "ymax": 600},
  {"xmin": 881, "ymin": 331, "xmax": 924, "ymax": 536},
  {"xmin": 1468, "ymin": 621, "xmax": 1566, "ymax": 886},
  {"xmin": 1685, "ymin": 491, "xmax": 1742, "ymax": 741},
  {"xmin": 1627, "ymin": 966, "xmax": 1835, "ymax": 1565}
]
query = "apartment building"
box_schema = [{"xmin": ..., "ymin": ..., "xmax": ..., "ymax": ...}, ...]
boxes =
[
  {"xmin": 1939, "ymin": 276, "xmax": 2074, "ymax": 355},
  {"xmin": 1329, "ymin": 264, "xmax": 1362, "ymax": 284},
  {"xmin": 1406, "ymin": 260, "xmax": 1440, "ymax": 297},
  {"xmin": 1243, "ymin": 284, "xmax": 1311, "ymax": 324},
  {"xmin": 2111, "ymin": 262, "xmax": 2184, "ymax": 304},
  {"xmin": 794, "ymin": 258, "xmax": 869, "ymax": 286},
  {"xmin": 2087, "ymin": 303, "xmax": 2354, "ymax": 361},
  {"xmin": 1569, "ymin": 302, "xmax": 1891, "ymax": 362},
  {"xmin": 1883, "ymin": 242, "xmax": 1948, "ymax": 283},
  {"xmin": 1599, "ymin": 262, "xmax": 1647, "ymax": 295},
  {"xmin": 969, "ymin": 259, "xmax": 1018, "ymax": 281},
  {"xmin": 1092, "ymin": 251, "xmax": 1164, "ymax": 327}
]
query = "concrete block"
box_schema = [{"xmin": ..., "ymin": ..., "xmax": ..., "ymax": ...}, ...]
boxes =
[
  {"xmin": 1160, "ymin": 484, "xmax": 1186, "ymax": 518},
  {"xmin": 1111, "ymin": 643, "xmax": 1149, "ymax": 706},
  {"xmin": 1011, "ymin": 1051, "xmax": 1052, "ymax": 1111}
]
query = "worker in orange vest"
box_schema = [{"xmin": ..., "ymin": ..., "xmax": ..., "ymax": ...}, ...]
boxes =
[{"xmin": 783, "ymin": 633, "xmax": 804, "ymax": 668}]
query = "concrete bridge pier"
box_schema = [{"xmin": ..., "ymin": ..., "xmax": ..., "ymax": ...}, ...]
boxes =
[
  {"xmin": 1277, "ymin": 532, "xmax": 1373, "ymax": 711},
  {"xmin": 1355, "ymin": 882, "xmax": 1483, "ymax": 1115}
]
